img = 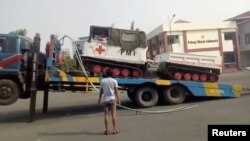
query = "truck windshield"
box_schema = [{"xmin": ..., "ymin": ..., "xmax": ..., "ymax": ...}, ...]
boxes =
[{"xmin": 0, "ymin": 37, "xmax": 17, "ymax": 53}]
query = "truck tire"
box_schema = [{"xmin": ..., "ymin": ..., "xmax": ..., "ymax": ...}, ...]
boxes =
[
  {"xmin": 20, "ymin": 91, "xmax": 31, "ymax": 99},
  {"xmin": 0, "ymin": 79, "xmax": 20, "ymax": 105},
  {"xmin": 135, "ymin": 87, "xmax": 158, "ymax": 108},
  {"xmin": 163, "ymin": 85, "xmax": 187, "ymax": 105},
  {"xmin": 127, "ymin": 87, "xmax": 136, "ymax": 102}
]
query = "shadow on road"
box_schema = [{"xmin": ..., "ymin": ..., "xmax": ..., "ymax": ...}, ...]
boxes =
[
  {"xmin": 1, "ymin": 94, "xmax": 248, "ymax": 123},
  {"xmin": 0, "ymin": 100, "xmax": 137, "ymax": 123},
  {"xmin": 0, "ymin": 103, "xmax": 103, "ymax": 123}
]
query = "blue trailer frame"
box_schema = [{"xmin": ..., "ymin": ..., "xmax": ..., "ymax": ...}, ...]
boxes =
[{"xmin": 45, "ymin": 64, "xmax": 242, "ymax": 99}]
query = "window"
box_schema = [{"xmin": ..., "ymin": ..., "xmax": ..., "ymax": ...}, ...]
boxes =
[
  {"xmin": 90, "ymin": 27, "xmax": 109, "ymax": 39},
  {"xmin": 159, "ymin": 42, "xmax": 165, "ymax": 53},
  {"xmin": 167, "ymin": 35, "xmax": 180, "ymax": 44},
  {"xmin": 223, "ymin": 52, "xmax": 236, "ymax": 68},
  {"xmin": 0, "ymin": 38, "xmax": 4, "ymax": 52},
  {"xmin": 224, "ymin": 32, "xmax": 234, "ymax": 40},
  {"xmin": 121, "ymin": 33, "xmax": 136, "ymax": 42},
  {"xmin": 0, "ymin": 37, "xmax": 17, "ymax": 53},
  {"xmin": 245, "ymin": 33, "xmax": 250, "ymax": 45}
]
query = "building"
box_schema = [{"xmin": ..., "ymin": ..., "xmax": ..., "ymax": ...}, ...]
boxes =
[
  {"xmin": 226, "ymin": 11, "xmax": 250, "ymax": 68},
  {"xmin": 61, "ymin": 48, "xmax": 71, "ymax": 58},
  {"xmin": 147, "ymin": 21, "xmax": 240, "ymax": 72}
]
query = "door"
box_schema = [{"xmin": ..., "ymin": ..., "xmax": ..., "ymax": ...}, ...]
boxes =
[{"xmin": 0, "ymin": 36, "xmax": 19, "ymax": 69}]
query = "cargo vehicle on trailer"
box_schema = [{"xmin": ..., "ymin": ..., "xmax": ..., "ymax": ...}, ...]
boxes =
[
  {"xmin": 155, "ymin": 52, "xmax": 221, "ymax": 82},
  {"xmin": 80, "ymin": 26, "xmax": 221, "ymax": 82},
  {"xmin": 81, "ymin": 26, "xmax": 148, "ymax": 78}
]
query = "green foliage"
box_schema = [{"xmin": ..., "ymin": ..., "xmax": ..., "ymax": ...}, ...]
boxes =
[
  {"xmin": 9, "ymin": 29, "xmax": 27, "ymax": 36},
  {"xmin": 61, "ymin": 56, "xmax": 77, "ymax": 72}
]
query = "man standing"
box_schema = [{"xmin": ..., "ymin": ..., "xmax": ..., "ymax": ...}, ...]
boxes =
[{"xmin": 98, "ymin": 69, "xmax": 121, "ymax": 135}]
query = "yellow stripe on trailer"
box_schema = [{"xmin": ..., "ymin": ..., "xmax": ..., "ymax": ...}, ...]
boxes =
[
  {"xmin": 72, "ymin": 77, "xmax": 100, "ymax": 93},
  {"xmin": 203, "ymin": 83, "xmax": 222, "ymax": 97},
  {"xmin": 156, "ymin": 80, "xmax": 171, "ymax": 86},
  {"xmin": 72, "ymin": 77, "xmax": 100, "ymax": 83},
  {"xmin": 59, "ymin": 70, "xmax": 68, "ymax": 81},
  {"xmin": 232, "ymin": 84, "xmax": 242, "ymax": 97},
  {"xmin": 45, "ymin": 70, "xmax": 50, "ymax": 81}
]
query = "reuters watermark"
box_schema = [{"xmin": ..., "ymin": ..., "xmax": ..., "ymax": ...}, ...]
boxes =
[{"xmin": 208, "ymin": 125, "xmax": 249, "ymax": 141}]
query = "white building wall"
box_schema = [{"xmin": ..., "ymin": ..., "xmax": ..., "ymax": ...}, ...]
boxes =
[
  {"xmin": 221, "ymin": 29, "xmax": 237, "ymax": 32},
  {"xmin": 171, "ymin": 32, "xmax": 184, "ymax": 53},
  {"xmin": 147, "ymin": 21, "xmax": 237, "ymax": 40},
  {"xmin": 162, "ymin": 21, "xmax": 236, "ymax": 32},
  {"xmin": 221, "ymin": 29, "xmax": 236, "ymax": 52},
  {"xmin": 222, "ymin": 40, "xmax": 234, "ymax": 52},
  {"xmin": 188, "ymin": 51, "xmax": 221, "ymax": 58},
  {"xmin": 186, "ymin": 30, "xmax": 219, "ymax": 49}
]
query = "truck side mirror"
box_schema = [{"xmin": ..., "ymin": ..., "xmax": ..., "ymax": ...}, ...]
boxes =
[{"xmin": 20, "ymin": 40, "xmax": 30, "ymax": 51}]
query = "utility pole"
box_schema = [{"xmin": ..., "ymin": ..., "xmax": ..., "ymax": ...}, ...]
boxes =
[
  {"xmin": 131, "ymin": 21, "xmax": 135, "ymax": 30},
  {"xmin": 169, "ymin": 14, "xmax": 175, "ymax": 51}
]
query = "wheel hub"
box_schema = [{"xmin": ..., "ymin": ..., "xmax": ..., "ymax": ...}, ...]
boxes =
[
  {"xmin": 170, "ymin": 89, "xmax": 180, "ymax": 98},
  {"xmin": 0, "ymin": 86, "xmax": 12, "ymax": 99},
  {"xmin": 142, "ymin": 92, "xmax": 152, "ymax": 101}
]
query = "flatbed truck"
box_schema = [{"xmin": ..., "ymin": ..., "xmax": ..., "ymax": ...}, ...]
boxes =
[{"xmin": 0, "ymin": 33, "xmax": 242, "ymax": 121}]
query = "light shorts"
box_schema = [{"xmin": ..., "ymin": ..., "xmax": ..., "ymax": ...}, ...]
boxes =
[{"xmin": 103, "ymin": 99, "xmax": 116, "ymax": 114}]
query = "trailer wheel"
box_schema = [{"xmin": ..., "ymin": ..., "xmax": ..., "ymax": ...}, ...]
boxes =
[
  {"xmin": 135, "ymin": 87, "xmax": 158, "ymax": 108},
  {"xmin": 0, "ymin": 79, "xmax": 20, "ymax": 105},
  {"xmin": 127, "ymin": 91, "xmax": 135, "ymax": 102},
  {"xmin": 164, "ymin": 85, "xmax": 187, "ymax": 105},
  {"xmin": 127, "ymin": 87, "xmax": 136, "ymax": 102}
]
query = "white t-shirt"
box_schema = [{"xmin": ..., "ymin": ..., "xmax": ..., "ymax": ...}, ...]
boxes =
[{"xmin": 100, "ymin": 77, "xmax": 118, "ymax": 103}]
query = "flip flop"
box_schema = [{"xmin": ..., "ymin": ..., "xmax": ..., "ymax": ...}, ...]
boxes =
[
  {"xmin": 113, "ymin": 129, "xmax": 120, "ymax": 134},
  {"xmin": 104, "ymin": 130, "xmax": 110, "ymax": 135}
]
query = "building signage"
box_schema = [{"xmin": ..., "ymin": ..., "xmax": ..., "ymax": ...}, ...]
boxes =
[
  {"xmin": 186, "ymin": 30, "xmax": 219, "ymax": 49},
  {"xmin": 188, "ymin": 39, "xmax": 218, "ymax": 44}
]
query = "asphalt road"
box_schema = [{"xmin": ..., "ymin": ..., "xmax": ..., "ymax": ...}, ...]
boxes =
[{"xmin": 0, "ymin": 70, "xmax": 250, "ymax": 141}]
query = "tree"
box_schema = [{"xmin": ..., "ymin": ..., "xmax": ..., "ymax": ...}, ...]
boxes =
[
  {"xmin": 61, "ymin": 56, "xmax": 77, "ymax": 72},
  {"xmin": 9, "ymin": 29, "xmax": 27, "ymax": 36}
]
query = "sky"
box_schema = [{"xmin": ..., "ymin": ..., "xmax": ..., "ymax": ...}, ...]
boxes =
[{"xmin": 0, "ymin": 0, "xmax": 249, "ymax": 53}]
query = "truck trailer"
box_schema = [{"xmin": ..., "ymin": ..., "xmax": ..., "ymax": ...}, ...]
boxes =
[{"xmin": 0, "ymin": 32, "xmax": 243, "ymax": 121}]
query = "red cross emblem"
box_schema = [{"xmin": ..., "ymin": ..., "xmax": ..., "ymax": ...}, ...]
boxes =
[{"xmin": 95, "ymin": 45, "xmax": 105, "ymax": 55}]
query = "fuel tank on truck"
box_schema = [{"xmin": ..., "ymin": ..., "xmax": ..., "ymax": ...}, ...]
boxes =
[{"xmin": 81, "ymin": 26, "xmax": 148, "ymax": 77}]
